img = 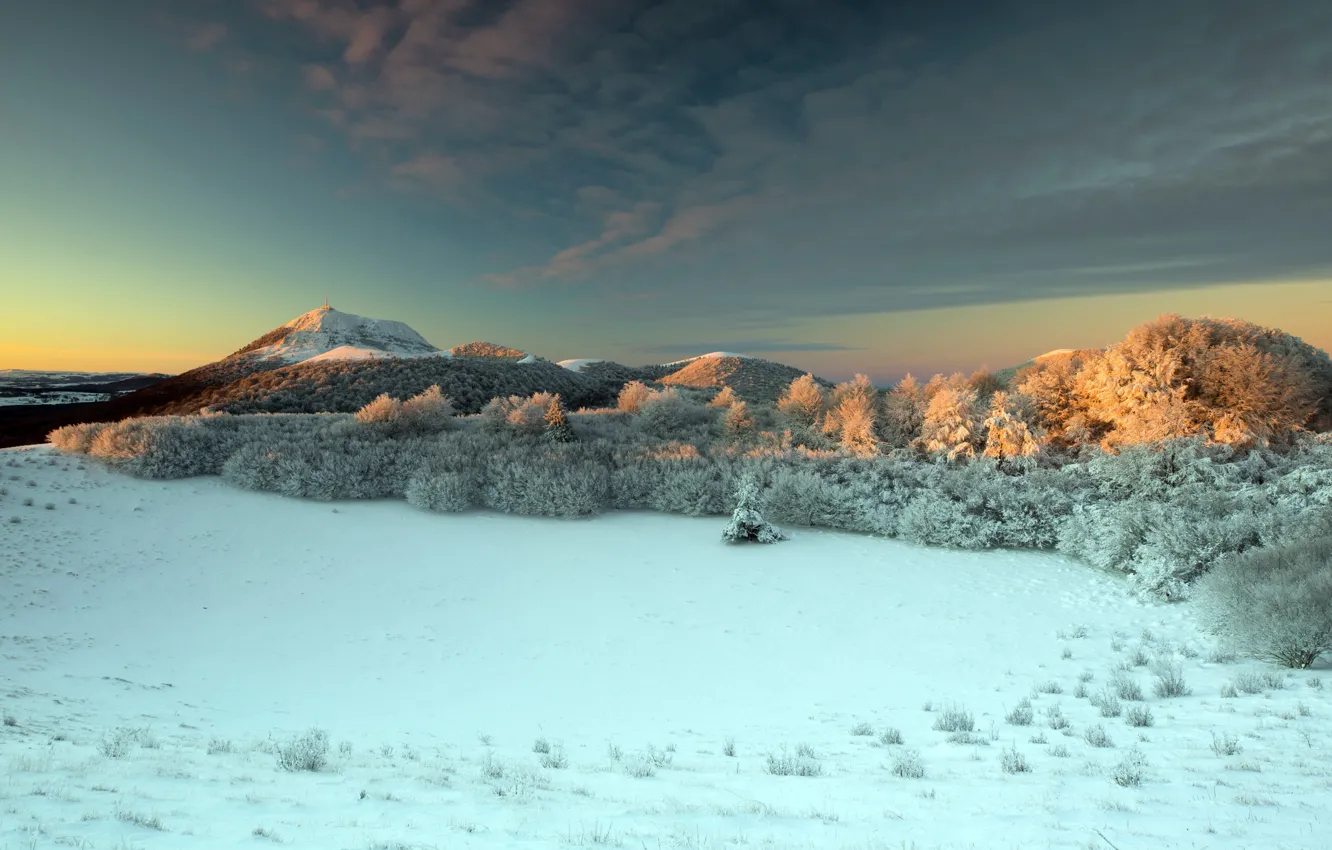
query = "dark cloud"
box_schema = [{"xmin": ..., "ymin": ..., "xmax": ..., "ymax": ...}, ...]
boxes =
[{"xmin": 247, "ymin": 0, "xmax": 1332, "ymax": 317}]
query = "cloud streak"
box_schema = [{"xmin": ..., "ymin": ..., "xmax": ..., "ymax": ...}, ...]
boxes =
[{"xmin": 237, "ymin": 0, "xmax": 1332, "ymax": 319}]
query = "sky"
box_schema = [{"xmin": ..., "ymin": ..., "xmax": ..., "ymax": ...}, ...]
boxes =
[{"xmin": 2, "ymin": 0, "xmax": 1331, "ymax": 382}]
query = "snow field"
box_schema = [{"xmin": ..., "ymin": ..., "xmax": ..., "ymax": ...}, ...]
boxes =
[{"xmin": 1, "ymin": 445, "xmax": 1330, "ymax": 849}]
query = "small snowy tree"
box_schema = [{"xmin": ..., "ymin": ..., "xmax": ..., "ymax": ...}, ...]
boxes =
[
  {"xmin": 881, "ymin": 374, "xmax": 926, "ymax": 448},
  {"xmin": 834, "ymin": 393, "xmax": 880, "ymax": 456},
  {"xmin": 544, "ymin": 394, "xmax": 574, "ymax": 443},
  {"xmin": 776, "ymin": 374, "xmax": 826, "ymax": 428},
  {"xmin": 722, "ymin": 399, "xmax": 755, "ymax": 444},
  {"xmin": 919, "ymin": 384, "xmax": 979, "ymax": 462},
  {"xmin": 709, "ymin": 385, "xmax": 739, "ymax": 408},
  {"xmin": 982, "ymin": 391, "xmax": 1042, "ymax": 470},
  {"xmin": 617, "ymin": 381, "xmax": 654, "ymax": 413},
  {"xmin": 722, "ymin": 473, "xmax": 787, "ymax": 544}
]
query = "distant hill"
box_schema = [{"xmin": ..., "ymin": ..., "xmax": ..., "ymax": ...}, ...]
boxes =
[
  {"xmin": 0, "ymin": 308, "xmax": 595, "ymax": 447},
  {"xmin": 199, "ymin": 356, "xmax": 615, "ymax": 416},
  {"xmin": 561, "ymin": 359, "xmax": 678, "ymax": 384},
  {"xmin": 659, "ymin": 353, "xmax": 832, "ymax": 403},
  {"xmin": 450, "ymin": 341, "xmax": 528, "ymax": 360}
]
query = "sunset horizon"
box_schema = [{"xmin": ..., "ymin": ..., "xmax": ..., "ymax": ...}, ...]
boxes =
[{"xmin": 4, "ymin": 1, "xmax": 1331, "ymax": 382}]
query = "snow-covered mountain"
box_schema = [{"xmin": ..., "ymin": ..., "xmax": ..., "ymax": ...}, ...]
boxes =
[{"xmin": 232, "ymin": 306, "xmax": 442, "ymax": 365}]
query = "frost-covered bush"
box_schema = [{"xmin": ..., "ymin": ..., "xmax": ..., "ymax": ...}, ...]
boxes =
[
  {"xmin": 480, "ymin": 393, "xmax": 551, "ymax": 435},
  {"xmin": 481, "ymin": 443, "xmax": 613, "ymax": 517},
  {"xmin": 722, "ymin": 473, "xmax": 786, "ymax": 544},
  {"xmin": 405, "ymin": 469, "xmax": 476, "ymax": 513},
  {"xmin": 275, "ymin": 728, "xmax": 330, "ymax": 772},
  {"xmin": 49, "ymin": 421, "xmax": 110, "ymax": 454},
  {"xmin": 353, "ymin": 385, "xmax": 456, "ymax": 437},
  {"xmin": 1193, "ymin": 537, "xmax": 1332, "ymax": 668},
  {"xmin": 616, "ymin": 381, "xmax": 654, "ymax": 413}
]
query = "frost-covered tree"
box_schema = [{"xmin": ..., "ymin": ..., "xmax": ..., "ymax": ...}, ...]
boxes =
[
  {"xmin": 544, "ymin": 394, "xmax": 574, "ymax": 443},
  {"xmin": 1074, "ymin": 315, "xmax": 1329, "ymax": 448},
  {"xmin": 919, "ymin": 383, "xmax": 979, "ymax": 461},
  {"xmin": 708, "ymin": 385, "xmax": 739, "ymax": 408},
  {"xmin": 722, "ymin": 400, "xmax": 754, "ymax": 444},
  {"xmin": 833, "ymin": 393, "xmax": 880, "ymax": 456},
  {"xmin": 982, "ymin": 391, "xmax": 1042, "ymax": 470},
  {"xmin": 823, "ymin": 374, "xmax": 880, "ymax": 448},
  {"xmin": 1014, "ymin": 350, "xmax": 1104, "ymax": 449},
  {"xmin": 776, "ymin": 374, "xmax": 826, "ymax": 429},
  {"xmin": 722, "ymin": 472, "xmax": 787, "ymax": 544},
  {"xmin": 355, "ymin": 393, "xmax": 401, "ymax": 425},
  {"xmin": 881, "ymin": 373, "xmax": 926, "ymax": 448},
  {"xmin": 617, "ymin": 381, "xmax": 654, "ymax": 413}
]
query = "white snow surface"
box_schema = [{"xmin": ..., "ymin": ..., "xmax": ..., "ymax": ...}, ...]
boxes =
[
  {"xmin": 3, "ymin": 444, "xmax": 1331, "ymax": 849},
  {"xmin": 557, "ymin": 358, "xmax": 604, "ymax": 372},
  {"xmin": 242, "ymin": 307, "xmax": 441, "ymax": 364}
]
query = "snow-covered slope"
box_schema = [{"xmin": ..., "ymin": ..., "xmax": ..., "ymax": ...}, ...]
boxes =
[
  {"xmin": 557, "ymin": 358, "xmax": 604, "ymax": 372},
  {"xmin": 236, "ymin": 306, "xmax": 441, "ymax": 364},
  {"xmin": 4, "ymin": 444, "xmax": 1330, "ymax": 849}
]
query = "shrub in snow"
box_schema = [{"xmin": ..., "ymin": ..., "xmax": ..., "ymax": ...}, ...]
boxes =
[
  {"xmin": 1124, "ymin": 705, "xmax": 1154, "ymax": 728},
  {"xmin": 932, "ymin": 705, "xmax": 975, "ymax": 733},
  {"xmin": 1000, "ymin": 745, "xmax": 1032, "ymax": 774},
  {"xmin": 1110, "ymin": 671, "xmax": 1145, "ymax": 701},
  {"xmin": 850, "ymin": 721, "xmax": 874, "ymax": 736},
  {"xmin": 1083, "ymin": 724, "xmax": 1114, "ymax": 748},
  {"xmin": 1110, "ymin": 747, "xmax": 1147, "ymax": 787},
  {"xmin": 1211, "ymin": 732, "xmax": 1243, "ymax": 756},
  {"xmin": 764, "ymin": 745, "xmax": 823, "ymax": 777},
  {"xmin": 1045, "ymin": 705, "xmax": 1069, "ymax": 730},
  {"xmin": 890, "ymin": 748, "xmax": 926, "ymax": 779},
  {"xmin": 622, "ymin": 753, "xmax": 656, "ymax": 778},
  {"xmin": 275, "ymin": 728, "xmax": 330, "ymax": 772},
  {"xmin": 878, "ymin": 727, "xmax": 904, "ymax": 746},
  {"xmin": 1151, "ymin": 661, "xmax": 1191, "ymax": 698},
  {"xmin": 721, "ymin": 473, "xmax": 787, "ymax": 544},
  {"xmin": 539, "ymin": 744, "xmax": 569, "ymax": 769},
  {"xmin": 1193, "ymin": 537, "xmax": 1332, "ymax": 668},
  {"xmin": 97, "ymin": 728, "xmax": 142, "ymax": 759},
  {"xmin": 1005, "ymin": 698, "xmax": 1034, "ymax": 726}
]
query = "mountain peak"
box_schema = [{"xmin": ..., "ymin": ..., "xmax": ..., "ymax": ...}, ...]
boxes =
[{"xmin": 232, "ymin": 306, "xmax": 441, "ymax": 364}]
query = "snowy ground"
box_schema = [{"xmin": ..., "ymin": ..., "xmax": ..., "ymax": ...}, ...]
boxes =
[{"xmin": 1, "ymin": 445, "xmax": 1329, "ymax": 850}]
